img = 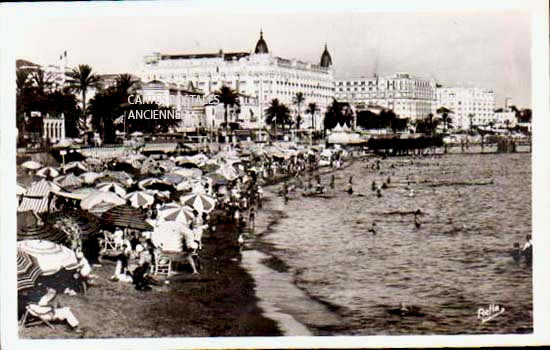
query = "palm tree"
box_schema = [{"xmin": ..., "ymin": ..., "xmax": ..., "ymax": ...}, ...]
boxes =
[
  {"xmin": 293, "ymin": 92, "xmax": 305, "ymax": 130},
  {"xmin": 216, "ymin": 86, "xmax": 240, "ymax": 132},
  {"xmin": 436, "ymin": 107, "xmax": 453, "ymax": 133},
  {"xmin": 65, "ymin": 64, "xmax": 101, "ymax": 132},
  {"xmin": 16, "ymin": 69, "xmax": 31, "ymax": 94},
  {"xmin": 31, "ymin": 69, "xmax": 54, "ymax": 94},
  {"xmin": 306, "ymin": 102, "xmax": 318, "ymax": 130},
  {"xmin": 265, "ymin": 98, "xmax": 291, "ymax": 141},
  {"xmin": 115, "ymin": 74, "xmax": 138, "ymax": 96}
]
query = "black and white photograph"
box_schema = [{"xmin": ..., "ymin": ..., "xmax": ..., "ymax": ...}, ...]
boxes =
[{"xmin": 1, "ymin": 0, "xmax": 549, "ymax": 349}]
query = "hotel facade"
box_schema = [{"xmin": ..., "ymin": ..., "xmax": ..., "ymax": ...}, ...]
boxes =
[
  {"xmin": 434, "ymin": 86, "xmax": 495, "ymax": 130},
  {"xmin": 138, "ymin": 31, "xmax": 335, "ymax": 131},
  {"xmin": 334, "ymin": 73, "xmax": 436, "ymax": 122}
]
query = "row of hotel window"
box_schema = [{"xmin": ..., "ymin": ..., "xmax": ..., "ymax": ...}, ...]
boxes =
[
  {"xmin": 147, "ymin": 76, "xmax": 333, "ymax": 90},
  {"xmin": 337, "ymin": 80, "xmax": 432, "ymax": 87}
]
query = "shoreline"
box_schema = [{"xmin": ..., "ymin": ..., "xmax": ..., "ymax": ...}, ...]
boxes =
[{"xmin": 239, "ymin": 157, "xmax": 362, "ymax": 336}]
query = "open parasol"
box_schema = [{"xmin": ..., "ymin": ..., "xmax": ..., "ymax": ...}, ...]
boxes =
[
  {"xmin": 101, "ymin": 204, "xmax": 153, "ymax": 231},
  {"xmin": 17, "ymin": 240, "xmax": 79, "ymax": 276},
  {"xmin": 17, "ymin": 248, "xmax": 42, "ymax": 291}
]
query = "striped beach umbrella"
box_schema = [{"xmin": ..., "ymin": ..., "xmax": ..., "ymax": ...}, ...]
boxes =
[
  {"xmin": 101, "ymin": 204, "xmax": 153, "ymax": 231},
  {"xmin": 17, "ymin": 248, "xmax": 42, "ymax": 291},
  {"xmin": 125, "ymin": 191, "xmax": 155, "ymax": 208},
  {"xmin": 17, "ymin": 222, "xmax": 68, "ymax": 244},
  {"xmin": 179, "ymin": 193, "xmax": 216, "ymax": 213},
  {"xmin": 96, "ymin": 181, "xmax": 127, "ymax": 197},
  {"xmin": 21, "ymin": 160, "xmax": 42, "ymax": 170},
  {"xmin": 158, "ymin": 203, "xmax": 195, "ymax": 224},
  {"xmin": 104, "ymin": 171, "xmax": 134, "ymax": 187},
  {"xmin": 46, "ymin": 209, "xmax": 101, "ymax": 239},
  {"xmin": 17, "ymin": 240, "xmax": 79, "ymax": 276},
  {"xmin": 55, "ymin": 173, "xmax": 83, "ymax": 189},
  {"xmin": 36, "ymin": 166, "xmax": 60, "ymax": 178}
]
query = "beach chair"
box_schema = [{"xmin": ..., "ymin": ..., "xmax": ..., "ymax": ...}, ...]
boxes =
[
  {"xmin": 154, "ymin": 253, "xmax": 172, "ymax": 276},
  {"xmin": 20, "ymin": 305, "xmax": 56, "ymax": 330},
  {"xmin": 102, "ymin": 231, "xmax": 117, "ymax": 252}
]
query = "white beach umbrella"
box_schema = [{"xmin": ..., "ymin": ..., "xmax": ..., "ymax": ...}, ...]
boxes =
[
  {"xmin": 96, "ymin": 182, "xmax": 127, "ymax": 197},
  {"xmin": 179, "ymin": 193, "xmax": 216, "ymax": 213},
  {"xmin": 157, "ymin": 203, "xmax": 195, "ymax": 224},
  {"xmin": 21, "ymin": 160, "xmax": 42, "ymax": 170},
  {"xmin": 125, "ymin": 191, "xmax": 155, "ymax": 208}
]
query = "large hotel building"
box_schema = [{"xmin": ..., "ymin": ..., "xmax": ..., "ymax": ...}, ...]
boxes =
[
  {"xmin": 138, "ymin": 31, "xmax": 334, "ymax": 130},
  {"xmin": 334, "ymin": 73, "xmax": 437, "ymax": 122}
]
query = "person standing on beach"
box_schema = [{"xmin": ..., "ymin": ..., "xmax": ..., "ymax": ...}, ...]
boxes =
[{"xmin": 368, "ymin": 222, "xmax": 377, "ymax": 235}]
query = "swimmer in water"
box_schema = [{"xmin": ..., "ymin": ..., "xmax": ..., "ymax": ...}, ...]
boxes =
[
  {"xmin": 376, "ymin": 189, "xmax": 382, "ymax": 198},
  {"xmin": 368, "ymin": 222, "xmax": 377, "ymax": 235},
  {"xmin": 381, "ymin": 182, "xmax": 388, "ymax": 189},
  {"xmin": 408, "ymin": 188, "xmax": 415, "ymax": 197},
  {"xmin": 511, "ymin": 242, "xmax": 522, "ymax": 263},
  {"xmin": 387, "ymin": 176, "xmax": 391, "ymax": 184},
  {"xmin": 414, "ymin": 211, "xmax": 421, "ymax": 229},
  {"xmin": 372, "ymin": 181, "xmax": 377, "ymax": 191},
  {"xmin": 349, "ymin": 176, "xmax": 353, "ymax": 185},
  {"xmin": 330, "ymin": 174, "xmax": 335, "ymax": 189}
]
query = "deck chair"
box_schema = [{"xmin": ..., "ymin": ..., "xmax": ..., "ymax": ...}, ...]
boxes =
[
  {"xmin": 102, "ymin": 231, "xmax": 118, "ymax": 252},
  {"xmin": 20, "ymin": 305, "xmax": 56, "ymax": 330},
  {"xmin": 154, "ymin": 253, "xmax": 172, "ymax": 276}
]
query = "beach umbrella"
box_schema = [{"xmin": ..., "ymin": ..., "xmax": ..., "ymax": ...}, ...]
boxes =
[
  {"xmin": 17, "ymin": 248, "xmax": 42, "ymax": 291},
  {"xmin": 79, "ymin": 172, "xmax": 105, "ymax": 184},
  {"xmin": 17, "ymin": 221, "xmax": 68, "ymax": 244},
  {"xmin": 125, "ymin": 191, "xmax": 155, "ymax": 208},
  {"xmin": 160, "ymin": 173, "xmax": 185, "ymax": 185},
  {"xmin": 17, "ymin": 240, "xmax": 79, "ymax": 276},
  {"xmin": 158, "ymin": 203, "xmax": 195, "ymax": 224},
  {"xmin": 179, "ymin": 193, "xmax": 216, "ymax": 213},
  {"xmin": 96, "ymin": 181, "xmax": 127, "ymax": 197},
  {"xmin": 36, "ymin": 166, "xmax": 60, "ymax": 178},
  {"xmin": 130, "ymin": 131, "xmax": 143, "ymax": 137},
  {"xmin": 151, "ymin": 221, "xmax": 185, "ymax": 253},
  {"xmin": 63, "ymin": 161, "xmax": 88, "ymax": 174},
  {"xmin": 22, "ymin": 160, "xmax": 42, "ymax": 170},
  {"xmin": 54, "ymin": 173, "xmax": 83, "ymax": 189},
  {"xmin": 103, "ymin": 171, "xmax": 135, "ymax": 187},
  {"xmin": 101, "ymin": 204, "xmax": 153, "ymax": 231},
  {"xmin": 46, "ymin": 209, "xmax": 101, "ymax": 239},
  {"xmin": 138, "ymin": 178, "xmax": 172, "ymax": 191},
  {"xmin": 81, "ymin": 191, "xmax": 125, "ymax": 211},
  {"xmin": 170, "ymin": 167, "xmax": 196, "ymax": 178},
  {"xmin": 216, "ymin": 165, "xmax": 240, "ymax": 181},
  {"xmin": 85, "ymin": 158, "xmax": 103, "ymax": 167},
  {"xmin": 158, "ymin": 160, "xmax": 176, "ymax": 172}
]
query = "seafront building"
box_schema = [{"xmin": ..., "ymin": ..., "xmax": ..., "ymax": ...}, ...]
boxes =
[
  {"xmin": 138, "ymin": 31, "xmax": 334, "ymax": 131},
  {"xmin": 334, "ymin": 73, "xmax": 436, "ymax": 122},
  {"xmin": 434, "ymin": 86, "xmax": 496, "ymax": 130}
]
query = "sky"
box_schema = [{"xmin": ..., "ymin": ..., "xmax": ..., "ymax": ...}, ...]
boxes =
[{"xmin": 13, "ymin": 10, "xmax": 531, "ymax": 107}]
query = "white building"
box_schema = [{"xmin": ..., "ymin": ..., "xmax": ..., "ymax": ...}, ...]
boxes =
[
  {"xmin": 334, "ymin": 73, "xmax": 436, "ymax": 122},
  {"xmin": 435, "ymin": 86, "xmax": 495, "ymax": 130},
  {"xmin": 493, "ymin": 109, "xmax": 517, "ymax": 129},
  {"xmin": 138, "ymin": 30, "xmax": 334, "ymax": 130}
]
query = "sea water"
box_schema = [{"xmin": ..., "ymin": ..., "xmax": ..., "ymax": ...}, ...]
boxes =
[{"xmin": 259, "ymin": 153, "xmax": 532, "ymax": 335}]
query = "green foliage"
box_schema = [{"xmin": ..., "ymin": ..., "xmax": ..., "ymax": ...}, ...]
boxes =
[
  {"xmin": 356, "ymin": 108, "xmax": 408, "ymax": 133},
  {"xmin": 216, "ymin": 86, "xmax": 240, "ymax": 130}
]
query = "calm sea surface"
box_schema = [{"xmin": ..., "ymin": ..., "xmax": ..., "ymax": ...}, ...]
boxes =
[{"xmin": 260, "ymin": 153, "xmax": 532, "ymax": 334}]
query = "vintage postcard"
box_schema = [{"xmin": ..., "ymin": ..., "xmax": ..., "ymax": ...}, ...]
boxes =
[{"xmin": 1, "ymin": 0, "xmax": 549, "ymax": 349}]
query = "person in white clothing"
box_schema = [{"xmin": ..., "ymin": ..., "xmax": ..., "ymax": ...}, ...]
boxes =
[{"xmin": 27, "ymin": 288, "xmax": 81, "ymax": 332}]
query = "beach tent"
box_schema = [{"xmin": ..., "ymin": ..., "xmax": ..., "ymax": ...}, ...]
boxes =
[
  {"xmin": 18, "ymin": 180, "xmax": 61, "ymax": 214},
  {"xmin": 17, "ymin": 240, "xmax": 79, "ymax": 276},
  {"xmin": 101, "ymin": 204, "xmax": 153, "ymax": 231}
]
